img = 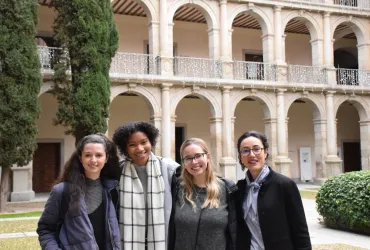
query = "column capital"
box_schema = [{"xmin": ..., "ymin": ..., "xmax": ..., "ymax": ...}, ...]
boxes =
[
  {"xmin": 274, "ymin": 5, "xmax": 282, "ymax": 12},
  {"xmin": 219, "ymin": 0, "xmax": 227, "ymax": 5},
  {"xmin": 222, "ymin": 86, "xmax": 233, "ymax": 92},
  {"xmin": 359, "ymin": 120, "xmax": 370, "ymax": 125},
  {"xmin": 277, "ymin": 88, "xmax": 287, "ymax": 95},
  {"xmin": 325, "ymin": 90, "xmax": 336, "ymax": 96},
  {"xmin": 210, "ymin": 117, "xmax": 223, "ymax": 123},
  {"xmin": 161, "ymin": 83, "xmax": 173, "ymax": 90},
  {"xmin": 148, "ymin": 21, "xmax": 159, "ymax": 27},
  {"xmin": 263, "ymin": 118, "xmax": 277, "ymax": 124},
  {"xmin": 323, "ymin": 12, "xmax": 331, "ymax": 18},
  {"xmin": 313, "ymin": 119, "xmax": 327, "ymax": 125},
  {"xmin": 150, "ymin": 115, "xmax": 162, "ymax": 122}
]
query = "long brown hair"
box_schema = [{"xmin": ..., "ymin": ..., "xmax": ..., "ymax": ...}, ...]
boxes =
[{"xmin": 180, "ymin": 138, "xmax": 221, "ymax": 209}]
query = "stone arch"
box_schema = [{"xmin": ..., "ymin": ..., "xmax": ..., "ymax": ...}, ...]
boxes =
[
  {"xmin": 168, "ymin": 0, "xmax": 218, "ymax": 30},
  {"xmin": 334, "ymin": 95, "xmax": 369, "ymax": 121},
  {"xmin": 135, "ymin": 0, "xmax": 156, "ymax": 22},
  {"xmin": 228, "ymin": 4, "xmax": 272, "ymax": 35},
  {"xmin": 39, "ymin": 81, "xmax": 54, "ymax": 96},
  {"xmin": 110, "ymin": 85, "xmax": 160, "ymax": 116},
  {"xmin": 285, "ymin": 93, "xmax": 325, "ymax": 120},
  {"xmin": 282, "ymin": 11, "xmax": 322, "ymax": 41},
  {"xmin": 231, "ymin": 90, "xmax": 275, "ymax": 119},
  {"xmin": 331, "ymin": 17, "xmax": 367, "ymax": 45},
  {"xmin": 170, "ymin": 88, "xmax": 221, "ymax": 118}
]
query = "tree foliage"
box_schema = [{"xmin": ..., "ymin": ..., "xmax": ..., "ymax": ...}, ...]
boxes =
[
  {"xmin": 0, "ymin": 0, "xmax": 41, "ymax": 209},
  {"xmin": 52, "ymin": 0, "xmax": 118, "ymax": 143}
]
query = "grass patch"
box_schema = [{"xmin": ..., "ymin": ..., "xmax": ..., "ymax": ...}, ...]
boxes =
[
  {"xmin": 300, "ymin": 190, "xmax": 317, "ymax": 200},
  {"xmin": 0, "ymin": 220, "xmax": 37, "ymax": 234},
  {"xmin": 0, "ymin": 211, "xmax": 42, "ymax": 219},
  {"xmin": 313, "ymin": 243, "xmax": 368, "ymax": 250},
  {"xmin": 0, "ymin": 237, "xmax": 40, "ymax": 250},
  {"xmin": 304, "ymin": 187, "xmax": 320, "ymax": 191}
]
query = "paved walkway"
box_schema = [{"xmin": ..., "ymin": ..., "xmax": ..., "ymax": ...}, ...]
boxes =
[{"xmin": 1, "ymin": 184, "xmax": 369, "ymax": 249}]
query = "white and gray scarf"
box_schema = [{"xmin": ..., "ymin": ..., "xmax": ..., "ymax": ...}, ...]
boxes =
[{"xmin": 119, "ymin": 152, "xmax": 165, "ymax": 250}]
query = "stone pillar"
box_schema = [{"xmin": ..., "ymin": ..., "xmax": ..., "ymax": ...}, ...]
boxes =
[
  {"xmin": 323, "ymin": 12, "xmax": 333, "ymax": 67},
  {"xmin": 275, "ymin": 89, "xmax": 292, "ymax": 176},
  {"xmin": 11, "ymin": 163, "xmax": 35, "ymax": 202},
  {"xmin": 313, "ymin": 119, "xmax": 327, "ymax": 181},
  {"xmin": 359, "ymin": 120, "xmax": 370, "ymax": 170},
  {"xmin": 281, "ymin": 34, "xmax": 286, "ymax": 63},
  {"xmin": 148, "ymin": 21, "xmax": 160, "ymax": 55},
  {"xmin": 161, "ymin": 84, "xmax": 172, "ymax": 158},
  {"xmin": 150, "ymin": 115, "xmax": 162, "ymax": 155},
  {"xmin": 263, "ymin": 118, "xmax": 277, "ymax": 169},
  {"xmin": 159, "ymin": 0, "xmax": 168, "ymax": 56},
  {"xmin": 210, "ymin": 117, "xmax": 223, "ymax": 173},
  {"xmin": 161, "ymin": 22, "xmax": 174, "ymax": 76},
  {"xmin": 274, "ymin": 6, "xmax": 283, "ymax": 64},
  {"xmin": 262, "ymin": 34, "xmax": 274, "ymax": 63},
  {"xmin": 325, "ymin": 91, "xmax": 342, "ymax": 177},
  {"xmin": 171, "ymin": 115, "xmax": 177, "ymax": 160},
  {"xmin": 357, "ymin": 43, "xmax": 370, "ymax": 70},
  {"xmin": 310, "ymin": 39, "xmax": 324, "ymax": 66},
  {"xmin": 220, "ymin": 86, "xmax": 237, "ymax": 180},
  {"xmin": 220, "ymin": 0, "xmax": 233, "ymax": 78},
  {"xmin": 208, "ymin": 28, "xmax": 220, "ymax": 59}
]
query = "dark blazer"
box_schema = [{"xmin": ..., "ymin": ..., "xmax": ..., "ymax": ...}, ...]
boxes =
[
  {"xmin": 236, "ymin": 168, "xmax": 312, "ymax": 250},
  {"xmin": 37, "ymin": 180, "xmax": 120, "ymax": 250},
  {"xmin": 168, "ymin": 176, "xmax": 238, "ymax": 250}
]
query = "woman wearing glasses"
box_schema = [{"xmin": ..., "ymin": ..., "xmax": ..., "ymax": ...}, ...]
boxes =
[
  {"xmin": 168, "ymin": 138, "xmax": 238, "ymax": 250},
  {"xmin": 236, "ymin": 131, "xmax": 311, "ymax": 250}
]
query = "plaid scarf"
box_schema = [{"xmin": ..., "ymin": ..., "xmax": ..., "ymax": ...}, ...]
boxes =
[{"xmin": 119, "ymin": 152, "xmax": 166, "ymax": 250}]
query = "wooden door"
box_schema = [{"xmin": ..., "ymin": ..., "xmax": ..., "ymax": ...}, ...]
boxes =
[{"xmin": 33, "ymin": 143, "xmax": 61, "ymax": 192}]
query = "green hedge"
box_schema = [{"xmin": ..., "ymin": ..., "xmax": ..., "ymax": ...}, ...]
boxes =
[{"xmin": 316, "ymin": 170, "xmax": 370, "ymax": 235}]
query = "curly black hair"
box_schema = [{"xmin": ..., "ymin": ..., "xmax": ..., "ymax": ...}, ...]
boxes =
[
  {"xmin": 112, "ymin": 121, "xmax": 159, "ymax": 157},
  {"xmin": 236, "ymin": 130, "xmax": 269, "ymax": 170}
]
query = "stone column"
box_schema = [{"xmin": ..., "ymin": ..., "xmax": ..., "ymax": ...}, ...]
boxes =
[
  {"xmin": 323, "ymin": 12, "xmax": 332, "ymax": 67},
  {"xmin": 359, "ymin": 120, "xmax": 370, "ymax": 170},
  {"xmin": 150, "ymin": 115, "xmax": 162, "ymax": 155},
  {"xmin": 220, "ymin": 86, "xmax": 237, "ymax": 180},
  {"xmin": 274, "ymin": 6, "xmax": 283, "ymax": 64},
  {"xmin": 220, "ymin": 0, "xmax": 233, "ymax": 78},
  {"xmin": 357, "ymin": 43, "xmax": 370, "ymax": 70},
  {"xmin": 313, "ymin": 119, "xmax": 327, "ymax": 182},
  {"xmin": 148, "ymin": 21, "xmax": 160, "ymax": 55},
  {"xmin": 210, "ymin": 117, "xmax": 223, "ymax": 173},
  {"xmin": 325, "ymin": 91, "xmax": 342, "ymax": 177},
  {"xmin": 262, "ymin": 34, "xmax": 274, "ymax": 63},
  {"xmin": 161, "ymin": 84, "xmax": 172, "ymax": 158},
  {"xmin": 159, "ymin": 0, "xmax": 168, "ymax": 56},
  {"xmin": 263, "ymin": 118, "xmax": 277, "ymax": 169},
  {"xmin": 275, "ymin": 89, "xmax": 292, "ymax": 176},
  {"xmin": 208, "ymin": 28, "xmax": 220, "ymax": 59},
  {"xmin": 310, "ymin": 39, "xmax": 324, "ymax": 66},
  {"xmin": 11, "ymin": 163, "xmax": 35, "ymax": 202}
]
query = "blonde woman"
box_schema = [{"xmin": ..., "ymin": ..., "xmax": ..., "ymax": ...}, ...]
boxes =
[{"xmin": 168, "ymin": 138, "xmax": 238, "ymax": 250}]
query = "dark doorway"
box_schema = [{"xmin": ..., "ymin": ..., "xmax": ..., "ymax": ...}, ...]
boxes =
[
  {"xmin": 342, "ymin": 142, "xmax": 361, "ymax": 172},
  {"xmin": 175, "ymin": 127, "xmax": 185, "ymax": 165},
  {"xmin": 33, "ymin": 143, "xmax": 61, "ymax": 192}
]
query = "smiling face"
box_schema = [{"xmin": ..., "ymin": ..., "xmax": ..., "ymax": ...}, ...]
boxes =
[
  {"xmin": 79, "ymin": 143, "xmax": 107, "ymax": 179},
  {"xmin": 182, "ymin": 144, "xmax": 209, "ymax": 180},
  {"xmin": 127, "ymin": 131, "xmax": 152, "ymax": 166},
  {"xmin": 239, "ymin": 136, "xmax": 268, "ymax": 179}
]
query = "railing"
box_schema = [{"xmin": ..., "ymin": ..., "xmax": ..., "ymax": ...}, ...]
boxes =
[
  {"xmin": 173, "ymin": 57, "xmax": 223, "ymax": 79},
  {"xmin": 110, "ymin": 52, "xmax": 160, "ymax": 76},
  {"xmin": 234, "ymin": 61, "xmax": 277, "ymax": 82},
  {"xmin": 337, "ymin": 68, "xmax": 370, "ymax": 86},
  {"xmin": 288, "ymin": 65, "xmax": 327, "ymax": 84},
  {"xmin": 37, "ymin": 46, "xmax": 60, "ymax": 73},
  {"xmin": 334, "ymin": 0, "xmax": 370, "ymax": 9}
]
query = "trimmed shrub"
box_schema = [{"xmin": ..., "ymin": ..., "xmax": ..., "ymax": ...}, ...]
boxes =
[{"xmin": 316, "ymin": 170, "xmax": 370, "ymax": 235}]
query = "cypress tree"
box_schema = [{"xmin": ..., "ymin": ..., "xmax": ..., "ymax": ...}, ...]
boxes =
[
  {"xmin": 52, "ymin": 0, "xmax": 118, "ymax": 144},
  {"xmin": 0, "ymin": 0, "xmax": 42, "ymax": 211}
]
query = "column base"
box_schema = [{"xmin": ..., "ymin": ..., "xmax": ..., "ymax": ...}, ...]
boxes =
[
  {"xmin": 11, "ymin": 191, "xmax": 35, "ymax": 202},
  {"xmin": 274, "ymin": 156, "xmax": 292, "ymax": 177},
  {"xmin": 219, "ymin": 157, "xmax": 237, "ymax": 182},
  {"xmin": 325, "ymin": 155, "xmax": 342, "ymax": 177}
]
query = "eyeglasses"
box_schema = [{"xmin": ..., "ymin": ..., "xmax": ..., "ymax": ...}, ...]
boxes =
[
  {"xmin": 240, "ymin": 147, "xmax": 264, "ymax": 156},
  {"xmin": 182, "ymin": 153, "xmax": 206, "ymax": 165}
]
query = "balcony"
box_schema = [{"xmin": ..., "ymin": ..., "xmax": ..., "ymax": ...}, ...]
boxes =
[
  {"xmin": 38, "ymin": 46, "xmax": 59, "ymax": 74},
  {"xmin": 173, "ymin": 57, "xmax": 223, "ymax": 79},
  {"xmin": 110, "ymin": 52, "xmax": 160, "ymax": 76},
  {"xmin": 337, "ymin": 68, "xmax": 370, "ymax": 86},
  {"xmin": 277, "ymin": 0, "xmax": 370, "ymax": 10},
  {"xmin": 288, "ymin": 65, "xmax": 327, "ymax": 85},
  {"xmin": 234, "ymin": 61, "xmax": 277, "ymax": 82}
]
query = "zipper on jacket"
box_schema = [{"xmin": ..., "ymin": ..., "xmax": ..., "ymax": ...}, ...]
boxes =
[{"xmin": 107, "ymin": 191, "xmax": 115, "ymax": 249}]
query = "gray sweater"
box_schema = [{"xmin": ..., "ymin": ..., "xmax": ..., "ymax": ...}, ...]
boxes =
[{"xmin": 174, "ymin": 181, "xmax": 228, "ymax": 250}]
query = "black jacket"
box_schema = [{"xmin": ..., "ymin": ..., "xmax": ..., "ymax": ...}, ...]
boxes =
[
  {"xmin": 236, "ymin": 168, "xmax": 312, "ymax": 250},
  {"xmin": 168, "ymin": 176, "xmax": 238, "ymax": 250}
]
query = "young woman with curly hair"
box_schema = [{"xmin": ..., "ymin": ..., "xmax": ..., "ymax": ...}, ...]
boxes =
[
  {"xmin": 168, "ymin": 138, "xmax": 238, "ymax": 250},
  {"xmin": 112, "ymin": 121, "xmax": 179, "ymax": 250},
  {"xmin": 37, "ymin": 133, "xmax": 121, "ymax": 250}
]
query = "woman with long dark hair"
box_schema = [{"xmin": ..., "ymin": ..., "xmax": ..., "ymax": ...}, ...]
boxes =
[
  {"xmin": 235, "ymin": 131, "xmax": 311, "ymax": 250},
  {"xmin": 37, "ymin": 133, "xmax": 121, "ymax": 250}
]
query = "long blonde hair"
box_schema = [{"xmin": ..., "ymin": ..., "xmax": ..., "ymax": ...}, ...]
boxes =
[{"xmin": 180, "ymin": 138, "xmax": 221, "ymax": 209}]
